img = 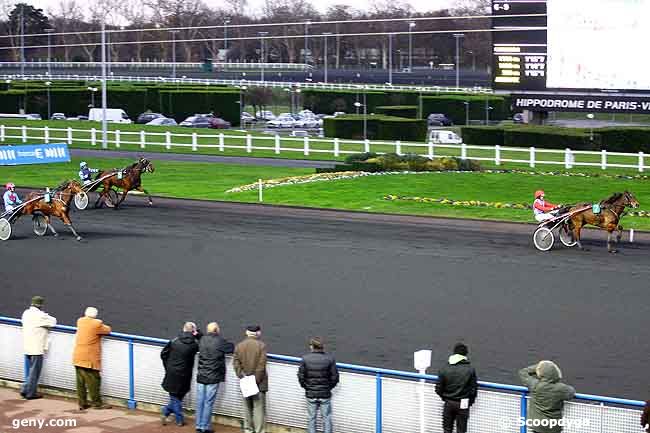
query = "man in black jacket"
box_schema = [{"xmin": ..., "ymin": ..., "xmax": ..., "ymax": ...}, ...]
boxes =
[
  {"xmin": 161, "ymin": 321, "xmax": 201, "ymax": 427},
  {"xmin": 195, "ymin": 322, "xmax": 234, "ymax": 433},
  {"xmin": 297, "ymin": 337, "xmax": 339, "ymax": 433},
  {"xmin": 435, "ymin": 343, "xmax": 478, "ymax": 433}
]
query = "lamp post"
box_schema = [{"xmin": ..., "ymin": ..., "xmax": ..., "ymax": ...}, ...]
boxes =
[
  {"xmin": 238, "ymin": 85, "xmax": 247, "ymax": 125},
  {"xmin": 354, "ymin": 88, "xmax": 367, "ymax": 139},
  {"xmin": 453, "ymin": 33, "xmax": 465, "ymax": 89},
  {"xmin": 45, "ymin": 28, "xmax": 55, "ymax": 76},
  {"xmin": 224, "ymin": 18, "xmax": 231, "ymax": 52},
  {"xmin": 388, "ymin": 33, "xmax": 393, "ymax": 85},
  {"xmin": 101, "ymin": 19, "xmax": 107, "ymax": 149},
  {"xmin": 169, "ymin": 30, "xmax": 179, "ymax": 79},
  {"xmin": 463, "ymin": 101, "xmax": 469, "ymax": 125},
  {"xmin": 20, "ymin": 4, "xmax": 24, "ymax": 76},
  {"xmin": 587, "ymin": 113, "xmax": 595, "ymax": 141},
  {"xmin": 408, "ymin": 21, "xmax": 416, "ymax": 73},
  {"xmin": 304, "ymin": 21, "xmax": 311, "ymax": 64},
  {"xmin": 323, "ymin": 32, "xmax": 332, "ymax": 83},
  {"xmin": 258, "ymin": 31, "xmax": 268, "ymax": 82},
  {"xmin": 484, "ymin": 99, "xmax": 492, "ymax": 125},
  {"xmin": 45, "ymin": 81, "xmax": 51, "ymax": 119},
  {"xmin": 106, "ymin": 30, "xmax": 111, "ymax": 76},
  {"xmin": 88, "ymin": 86, "xmax": 98, "ymax": 108},
  {"xmin": 467, "ymin": 50, "xmax": 476, "ymax": 71}
]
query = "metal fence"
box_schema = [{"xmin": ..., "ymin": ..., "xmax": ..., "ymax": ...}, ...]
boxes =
[
  {"xmin": 0, "ymin": 62, "xmax": 313, "ymax": 72},
  {"xmin": 0, "ymin": 317, "xmax": 644, "ymax": 433},
  {"xmin": 1, "ymin": 124, "xmax": 649, "ymax": 172},
  {"xmin": 0, "ymin": 74, "xmax": 491, "ymax": 94}
]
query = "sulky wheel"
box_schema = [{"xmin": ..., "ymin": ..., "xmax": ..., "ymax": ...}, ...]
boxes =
[
  {"xmin": 559, "ymin": 225, "xmax": 577, "ymax": 247},
  {"xmin": 533, "ymin": 226, "xmax": 555, "ymax": 251},
  {"xmin": 0, "ymin": 218, "xmax": 11, "ymax": 241},
  {"xmin": 32, "ymin": 214, "xmax": 48, "ymax": 236},
  {"xmin": 74, "ymin": 191, "xmax": 89, "ymax": 210}
]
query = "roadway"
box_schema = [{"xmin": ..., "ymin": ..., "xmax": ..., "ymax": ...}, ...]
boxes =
[{"xmin": 1, "ymin": 196, "xmax": 648, "ymax": 399}]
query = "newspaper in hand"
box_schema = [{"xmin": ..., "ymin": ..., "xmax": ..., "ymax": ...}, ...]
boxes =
[{"xmin": 240, "ymin": 375, "xmax": 259, "ymax": 398}]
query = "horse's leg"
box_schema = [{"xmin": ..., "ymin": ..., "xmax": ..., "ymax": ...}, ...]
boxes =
[
  {"xmin": 45, "ymin": 216, "xmax": 59, "ymax": 238},
  {"xmin": 616, "ymin": 224, "xmax": 623, "ymax": 243},
  {"xmin": 607, "ymin": 230, "xmax": 617, "ymax": 253},
  {"xmin": 60, "ymin": 213, "xmax": 82, "ymax": 241},
  {"xmin": 136, "ymin": 186, "xmax": 153, "ymax": 206},
  {"xmin": 572, "ymin": 222, "xmax": 586, "ymax": 251},
  {"xmin": 114, "ymin": 190, "xmax": 129, "ymax": 209}
]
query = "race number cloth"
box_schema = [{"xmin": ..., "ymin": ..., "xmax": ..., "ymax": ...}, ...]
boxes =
[
  {"xmin": 0, "ymin": 143, "xmax": 70, "ymax": 165},
  {"xmin": 592, "ymin": 203, "xmax": 601, "ymax": 214}
]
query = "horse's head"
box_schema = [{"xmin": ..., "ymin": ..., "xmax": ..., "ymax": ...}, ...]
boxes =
[
  {"xmin": 623, "ymin": 191, "xmax": 640, "ymax": 208},
  {"xmin": 138, "ymin": 157, "xmax": 155, "ymax": 173},
  {"xmin": 56, "ymin": 179, "xmax": 84, "ymax": 195}
]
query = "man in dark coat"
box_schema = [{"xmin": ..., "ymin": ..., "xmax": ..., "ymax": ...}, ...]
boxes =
[
  {"xmin": 161, "ymin": 321, "xmax": 201, "ymax": 426},
  {"xmin": 297, "ymin": 337, "xmax": 339, "ymax": 433},
  {"xmin": 435, "ymin": 343, "xmax": 478, "ymax": 433},
  {"xmin": 195, "ymin": 322, "xmax": 234, "ymax": 433}
]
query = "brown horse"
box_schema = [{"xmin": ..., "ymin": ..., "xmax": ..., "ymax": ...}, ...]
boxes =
[
  {"xmin": 568, "ymin": 191, "xmax": 640, "ymax": 253},
  {"xmin": 94, "ymin": 157, "xmax": 155, "ymax": 209},
  {"xmin": 21, "ymin": 180, "xmax": 85, "ymax": 241}
]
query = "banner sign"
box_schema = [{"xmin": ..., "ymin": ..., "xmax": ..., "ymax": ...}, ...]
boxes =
[
  {"xmin": 0, "ymin": 143, "xmax": 70, "ymax": 166},
  {"xmin": 513, "ymin": 94, "xmax": 650, "ymax": 114}
]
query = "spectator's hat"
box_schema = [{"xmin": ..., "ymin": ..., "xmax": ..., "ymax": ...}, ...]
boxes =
[{"xmin": 31, "ymin": 296, "xmax": 44, "ymax": 307}]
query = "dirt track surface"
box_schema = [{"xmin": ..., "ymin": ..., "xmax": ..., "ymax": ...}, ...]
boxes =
[{"xmin": 2, "ymin": 195, "xmax": 649, "ymax": 399}]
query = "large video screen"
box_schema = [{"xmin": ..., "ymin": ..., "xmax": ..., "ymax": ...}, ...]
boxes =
[{"xmin": 492, "ymin": 0, "xmax": 650, "ymax": 92}]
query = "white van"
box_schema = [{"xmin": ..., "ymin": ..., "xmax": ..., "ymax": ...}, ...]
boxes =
[
  {"xmin": 88, "ymin": 108, "xmax": 132, "ymax": 124},
  {"xmin": 428, "ymin": 129, "xmax": 462, "ymax": 144}
]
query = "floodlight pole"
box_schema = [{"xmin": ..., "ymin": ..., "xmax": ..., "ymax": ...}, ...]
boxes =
[
  {"xmin": 323, "ymin": 33, "xmax": 332, "ymax": 83},
  {"xmin": 388, "ymin": 33, "xmax": 393, "ymax": 85},
  {"xmin": 453, "ymin": 33, "xmax": 465, "ymax": 89},
  {"xmin": 101, "ymin": 19, "xmax": 108, "ymax": 149}
]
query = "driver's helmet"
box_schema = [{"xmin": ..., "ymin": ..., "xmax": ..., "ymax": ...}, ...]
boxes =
[
  {"xmin": 5, "ymin": 182, "xmax": 15, "ymax": 190},
  {"xmin": 80, "ymin": 161, "xmax": 87, "ymax": 168},
  {"xmin": 534, "ymin": 190, "xmax": 545, "ymax": 199}
]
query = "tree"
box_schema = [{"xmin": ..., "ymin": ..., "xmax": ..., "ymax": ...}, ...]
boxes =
[
  {"xmin": 246, "ymin": 87, "xmax": 273, "ymax": 118},
  {"xmin": 6, "ymin": 3, "xmax": 50, "ymax": 61}
]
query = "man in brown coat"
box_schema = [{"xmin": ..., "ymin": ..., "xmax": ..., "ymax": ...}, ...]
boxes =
[
  {"xmin": 233, "ymin": 325, "xmax": 268, "ymax": 433},
  {"xmin": 72, "ymin": 307, "xmax": 112, "ymax": 410}
]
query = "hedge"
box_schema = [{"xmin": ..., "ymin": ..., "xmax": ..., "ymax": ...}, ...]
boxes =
[
  {"xmin": 158, "ymin": 90, "xmax": 240, "ymax": 125},
  {"xmin": 597, "ymin": 128, "xmax": 650, "ymax": 153},
  {"xmin": 421, "ymin": 95, "xmax": 510, "ymax": 125},
  {"xmin": 375, "ymin": 105, "xmax": 419, "ymax": 119},
  {"xmin": 324, "ymin": 114, "xmax": 427, "ymax": 141},
  {"xmin": 460, "ymin": 125, "xmax": 599, "ymax": 150}
]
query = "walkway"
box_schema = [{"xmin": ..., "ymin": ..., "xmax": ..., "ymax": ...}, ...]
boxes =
[{"xmin": 0, "ymin": 388, "xmax": 241, "ymax": 433}]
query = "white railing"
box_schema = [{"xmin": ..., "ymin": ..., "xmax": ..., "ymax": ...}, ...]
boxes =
[
  {"xmin": 0, "ymin": 319, "xmax": 645, "ymax": 433},
  {"xmin": 0, "ymin": 61, "xmax": 313, "ymax": 71},
  {"xmin": 0, "ymin": 74, "xmax": 492, "ymax": 94},
  {"xmin": 0, "ymin": 124, "xmax": 648, "ymax": 172}
]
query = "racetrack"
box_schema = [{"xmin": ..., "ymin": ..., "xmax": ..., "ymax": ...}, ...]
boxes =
[{"xmin": 2, "ymin": 195, "xmax": 649, "ymax": 399}]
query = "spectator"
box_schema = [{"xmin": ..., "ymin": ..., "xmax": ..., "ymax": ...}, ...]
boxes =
[
  {"xmin": 435, "ymin": 343, "xmax": 478, "ymax": 433},
  {"xmin": 72, "ymin": 307, "xmax": 112, "ymax": 410},
  {"xmin": 519, "ymin": 361, "xmax": 575, "ymax": 433},
  {"xmin": 20, "ymin": 296, "xmax": 57, "ymax": 400},
  {"xmin": 641, "ymin": 400, "xmax": 649, "ymax": 433},
  {"xmin": 233, "ymin": 325, "xmax": 268, "ymax": 433},
  {"xmin": 161, "ymin": 321, "xmax": 201, "ymax": 427},
  {"xmin": 195, "ymin": 322, "xmax": 234, "ymax": 433},
  {"xmin": 297, "ymin": 337, "xmax": 339, "ymax": 433}
]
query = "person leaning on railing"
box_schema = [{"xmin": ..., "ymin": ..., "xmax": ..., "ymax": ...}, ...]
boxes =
[
  {"xmin": 72, "ymin": 307, "xmax": 112, "ymax": 411},
  {"xmin": 20, "ymin": 296, "xmax": 57, "ymax": 400},
  {"xmin": 519, "ymin": 361, "xmax": 575, "ymax": 433}
]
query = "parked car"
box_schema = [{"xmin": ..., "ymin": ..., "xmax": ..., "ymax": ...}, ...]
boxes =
[
  {"xmin": 241, "ymin": 112, "xmax": 256, "ymax": 123},
  {"xmin": 26, "ymin": 113, "xmax": 42, "ymax": 120},
  {"xmin": 267, "ymin": 115, "xmax": 296, "ymax": 128},
  {"xmin": 208, "ymin": 117, "xmax": 231, "ymax": 129},
  {"xmin": 88, "ymin": 108, "xmax": 132, "ymax": 124},
  {"xmin": 513, "ymin": 113, "xmax": 525, "ymax": 124},
  {"xmin": 427, "ymin": 113, "xmax": 453, "ymax": 126},
  {"xmin": 50, "ymin": 113, "xmax": 66, "ymax": 120},
  {"xmin": 301, "ymin": 118, "xmax": 321, "ymax": 128},
  {"xmin": 429, "ymin": 129, "xmax": 462, "ymax": 144},
  {"xmin": 137, "ymin": 112, "xmax": 165, "ymax": 124},
  {"xmin": 255, "ymin": 110, "xmax": 276, "ymax": 121},
  {"xmin": 146, "ymin": 117, "xmax": 178, "ymax": 126},
  {"xmin": 333, "ymin": 111, "xmax": 346, "ymax": 117},
  {"xmin": 290, "ymin": 130, "xmax": 310, "ymax": 137},
  {"xmin": 179, "ymin": 116, "xmax": 212, "ymax": 128},
  {"xmin": 67, "ymin": 115, "xmax": 88, "ymax": 121}
]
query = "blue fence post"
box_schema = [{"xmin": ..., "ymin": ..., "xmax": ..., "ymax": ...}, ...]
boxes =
[
  {"xmin": 376, "ymin": 372, "xmax": 383, "ymax": 433},
  {"xmin": 23, "ymin": 355, "xmax": 29, "ymax": 382},
  {"xmin": 520, "ymin": 392, "xmax": 527, "ymax": 433},
  {"xmin": 127, "ymin": 339, "xmax": 137, "ymax": 409}
]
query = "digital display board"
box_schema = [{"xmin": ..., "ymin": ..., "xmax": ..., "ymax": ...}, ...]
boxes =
[{"xmin": 492, "ymin": 0, "xmax": 650, "ymax": 93}]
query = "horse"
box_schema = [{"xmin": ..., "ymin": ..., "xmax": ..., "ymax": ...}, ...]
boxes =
[
  {"xmin": 21, "ymin": 180, "xmax": 85, "ymax": 241},
  {"xmin": 94, "ymin": 157, "xmax": 155, "ymax": 209},
  {"xmin": 567, "ymin": 191, "xmax": 639, "ymax": 253}
]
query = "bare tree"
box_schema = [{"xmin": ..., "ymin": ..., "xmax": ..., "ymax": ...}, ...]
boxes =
[{"xmin": 119, "ymin": 0, "xmax": 153, "ymax": 62}]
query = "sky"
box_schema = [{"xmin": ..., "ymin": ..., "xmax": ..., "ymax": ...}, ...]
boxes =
[{"xmin": 17, "ymin": 0, "xmax": 458, "ymax": 17}]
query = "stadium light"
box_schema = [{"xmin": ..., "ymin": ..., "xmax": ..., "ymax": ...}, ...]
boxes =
[{"xmin": 408, "ymin": 22, "xmax": 416, "ymax": 73}]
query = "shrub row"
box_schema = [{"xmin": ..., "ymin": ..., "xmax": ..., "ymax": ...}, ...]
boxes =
[
  {"xmin": 316, "ymin": 152, "xmax": 481, "ymax": 173},
  {"xmin": 323, "ymin": 115, "xmax": 427, "ymax": 142},
  {"xmin": 460, "ymin": 125, "xmax": 606, "ymax": 151},
  {"xmin": 421, "ymin": 95, "xmax": 511, "ymax": 125},
  {"xmin": 375, "ymin": 105, "xmax": 419, "ymax": 119}
]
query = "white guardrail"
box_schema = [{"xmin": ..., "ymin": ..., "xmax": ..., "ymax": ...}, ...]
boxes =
[
  {"xmin": 0, "ymin": 319, "xmax": 644, "ymax": 433},
  {"xmin": 0, "ymin": 74, "xmax": 492, "ymax": 94},
  {"xmin": 0, "ymin": 124, "xmax": 648, "ymax": 172}
]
